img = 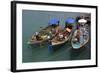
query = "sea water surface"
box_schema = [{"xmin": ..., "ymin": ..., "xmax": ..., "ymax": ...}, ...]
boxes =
[{"xmin": 22, "ymin": 10, "xmax": 91, "ymax": 63}]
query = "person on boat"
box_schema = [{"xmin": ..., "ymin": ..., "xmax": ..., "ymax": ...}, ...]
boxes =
[
  {"xmin": 78, "ymin": 17, "xmax": 88, "ymax": 45},
  {"xmin": 64, "ymin": 17, "xmax": 75, "ymax": 38},
  {"xmin": 35, "ymin": 32, "xmax": 41, "ymax": 40},
  {"xmin": 63, "ymin": 27, "xmax": 70, "ymax": 38},
  {"xmin": 75, "ymin": 25, "xmax": 81, "ymax": 42},
  {"xmin": 58, "ymin": 32, "xmax": 64, "ymax": 41}
]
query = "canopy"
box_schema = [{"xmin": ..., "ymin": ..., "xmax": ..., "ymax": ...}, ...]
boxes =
[
  {"xmin": 78, "ymin": 18, "xmax": 87, "ymax": 23},
  {"xmin": 49, "ymin": 18, "xmax": 59, "ymax": 25},
  {"xmin": 65, "ymin": 17, "xmax": 76, "ymax": 24}
]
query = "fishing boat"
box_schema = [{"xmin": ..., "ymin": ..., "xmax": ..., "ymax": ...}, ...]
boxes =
[
  {"xmin": 50, "ymin": 18, "xmax": 76, "ymax": 47},
  {"xmin": 27, "ymin": 18, "xmax": 60, "ymax": 45},
  {"xmin": 71, "ymin": 18, "xmax": 89, "ymax": 49}
]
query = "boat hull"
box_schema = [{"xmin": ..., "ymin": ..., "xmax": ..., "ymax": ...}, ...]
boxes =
[
  {"xmin": 51, "ymin": 32, "xmax": 72, "ymax": 48},
  {"xmin": 71, "ymin": 30, "xmax": 89, "ymax": 49},
  {"xmin": 27, "ymin": 25, "xmax": 59, "ymax": 45}
]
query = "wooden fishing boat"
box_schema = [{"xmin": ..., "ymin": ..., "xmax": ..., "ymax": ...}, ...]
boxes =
[
  {"xmin": 51, "ymin": 25, "xmax": 73, "ymax": 47},
  {"xmin": 50, "ymin": 18, "xmax": 76, "ymax": 47},
  {"xmin": 71, "ymin": 29, "xmax": 89, "ymax": 49},
  {"xmin": 71, "ymin": 18, "xmax": 89, "ymax": 49},
  {"xmin": 27, "ymin": 18, "xmax": 60, "ymax": 45},
  {"xmin": 27, "ymin": 25, "xmax": 59, "ymax": 44}
]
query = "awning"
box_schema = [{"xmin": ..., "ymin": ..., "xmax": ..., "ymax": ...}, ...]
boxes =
[
  {"xmin": 49, "ymin": 18, "xmax": 59, "ymax": 25},
  {"xmin": 65, "ymin": 17, "xmax": 76, "ymax": 24}
]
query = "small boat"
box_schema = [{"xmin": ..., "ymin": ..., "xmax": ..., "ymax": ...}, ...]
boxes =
[
  {"xmin": 71, "ymin": 18, "xmax": 89, "ymax": 49},
  {"xmin": 27, "ymin": 18, "xmax": 60, "ymax": 45},
  {"xmin": 51, "ymin": 27, "xmax": 73, "ymax": 46},
  {"xmin": 50, "ymin": 18, "xmax": 76, "ymax": 47}
]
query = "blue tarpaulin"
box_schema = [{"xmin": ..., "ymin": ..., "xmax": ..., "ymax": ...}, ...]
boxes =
[
  {"xmin": 49, "ymin": 18, "xmax": 59, "ymax": 25},
  {"xmin": 65, "ymin": 17, "xmax": 76, "ymax": 24}
]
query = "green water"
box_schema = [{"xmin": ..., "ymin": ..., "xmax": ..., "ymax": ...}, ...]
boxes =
[{"xmin": 22, "ymin": 10, "xmax": 91, "ymax": 63}]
